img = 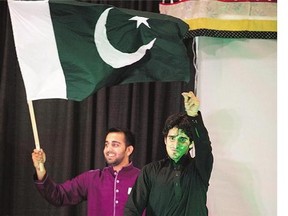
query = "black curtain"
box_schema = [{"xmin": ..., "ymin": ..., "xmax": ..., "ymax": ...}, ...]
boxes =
[{"xmin": 0, "ymin": 1, "xmax": 195, "ymax": 215}]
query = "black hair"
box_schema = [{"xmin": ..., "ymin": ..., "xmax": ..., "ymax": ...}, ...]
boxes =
[
  {"xmin": 106, "ymin": 127, "xmax": 135, "ymax": 148},
  {"xmin": 162, "ymin": 113, "xmax": 194, "ymax": 142}
]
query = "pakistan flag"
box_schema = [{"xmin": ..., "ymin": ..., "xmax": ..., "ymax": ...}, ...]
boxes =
[{"xmin": 8, "ymin": 0, "xmax": 191, "ymax": 101}]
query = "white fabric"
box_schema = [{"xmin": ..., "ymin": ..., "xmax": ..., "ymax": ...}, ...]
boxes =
[
  {"xmin": 196, "ymin": 37, "xmax": 277, "ymax": 216},
  {"xmin": 8, "ymin": 0, "xmax": 67, "ymax": 100}
]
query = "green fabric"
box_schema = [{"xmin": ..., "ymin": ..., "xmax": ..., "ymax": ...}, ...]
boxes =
[{"xmin": 49, "ymin": 0, "xmax": 190, "ymax": 101}]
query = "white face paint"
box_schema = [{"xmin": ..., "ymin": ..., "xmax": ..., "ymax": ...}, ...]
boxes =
[
  {"xmin": 94, "ymin": 7, "xmax": 156, "ymax": 68},
  {"xmin": 165, "ymin": 127, "xmax": 193, "ymax": 163}
]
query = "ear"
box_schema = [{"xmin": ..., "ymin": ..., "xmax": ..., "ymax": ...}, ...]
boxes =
[
  {"xmin": 189, "ymin": 142, "xmax": 196, "ymax": 158},
  {"xmin": 189, "ymin": 141, "xmax": 195, "ymax": 149},
  {"xmin": 126, "ymin": 146, "xmax": 134, "ymax": 156},
  {"xmin": 164, "ymin": 137, "xmax": 167, "ymax": 145}
]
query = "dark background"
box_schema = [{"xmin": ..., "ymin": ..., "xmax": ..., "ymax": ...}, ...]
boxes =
[{"xmin": 0, "ymin": 0, "xmax": 194, "ymax": 215}]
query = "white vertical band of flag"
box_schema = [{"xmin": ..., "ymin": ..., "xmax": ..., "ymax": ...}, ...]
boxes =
[
  {"xmin": 8, "ymin": 0, "xmax": 67, "ymax": 100},
  {"xmin": 8, "ymin": 0, "xmax": 66, "ymax": 171}
]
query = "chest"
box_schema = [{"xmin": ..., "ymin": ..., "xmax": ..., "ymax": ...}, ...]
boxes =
[
  {"xmin": 155, "ymin": 163, "xmax": 196, "ymax": 186},
  {"xmin": 91, "ymin": 171, "xmax": 137, "ymax": 195}
]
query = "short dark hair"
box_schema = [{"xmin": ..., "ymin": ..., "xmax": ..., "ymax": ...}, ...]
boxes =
[
  {"xmin": 106, "ymin": 127, "xmax": 135, "ymax": 148},
  {"xmin": 162, "ymin": 113, "xmax": 194, "ymax": 142}
]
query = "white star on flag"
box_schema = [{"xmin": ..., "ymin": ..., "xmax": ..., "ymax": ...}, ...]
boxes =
[{"xmin": 129, "ymin": 16, "xmax": 150, "ymax": 28}]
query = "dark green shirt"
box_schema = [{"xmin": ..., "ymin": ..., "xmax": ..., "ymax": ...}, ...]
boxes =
[{"xmin": 125, "ymin": 112, "xmax": 213, "ymax": 216}]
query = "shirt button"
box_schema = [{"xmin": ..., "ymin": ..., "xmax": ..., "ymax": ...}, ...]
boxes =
[
  {"xmin": 116, "ymin": 180, "xmax": 120, "ymax": 183},
  {"xmin": 116, "ymin": 189, "xmax": 119, "ymax": 193},
  {"xmin": 115, "ymin": 200, "xmax": 119, "ymax": 204}
]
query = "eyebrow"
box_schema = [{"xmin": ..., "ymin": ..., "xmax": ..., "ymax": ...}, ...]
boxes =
[
  {"xmin": 105, "ymin": 141, "xmax": 121, "ymax": 144},
  {"xmin": 168, "ymin": 132, "xmax": 179, "ymax": 136},
  {"xmin": 168, "ymin": 133, "xmax": 187, "ymax": 136},
  {"xmin": 168, "ymin": 135, "xmax": 177, "ymax": 137}
]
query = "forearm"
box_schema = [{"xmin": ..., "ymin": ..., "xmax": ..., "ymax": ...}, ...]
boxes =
[
  {"xmin": 35, "ymin": 165, "xmax": 47, "ymax": 181},
  {"xmin": 189, "ymin": 111, "xmax": 211, "ymax": 144},
  {"xmin": 190, "ymin": 111, "xmax": 213, "ymax": 184},
  {"xmin": 34, "ymin": 172, "xmax": 87, "ymax": 207},
  {"xmin": 33, "ymin": 173, "xmax": 64, "ymax": 206}
]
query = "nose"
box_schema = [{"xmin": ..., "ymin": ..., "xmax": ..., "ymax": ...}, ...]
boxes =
[
  {"xmin": 170, "ymin": 140, "xmax": 180, "ymax": 149},
  {"xmin": 105, "ymin": 143, "xmax": 112, "ymax": 152},
  {"xmin": 175, "ymin": 141, "xmax": 181, "ymax": 149}
]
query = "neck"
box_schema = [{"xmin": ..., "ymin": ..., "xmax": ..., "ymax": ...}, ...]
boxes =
[{"xmin": 113, "ymin": 160, "xmax": 130, "ymax": 172}]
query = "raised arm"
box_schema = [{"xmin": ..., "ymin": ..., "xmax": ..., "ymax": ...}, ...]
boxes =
[{"xmin": 182, "ymin": 91, "xmax": 213, "ymax": 186}]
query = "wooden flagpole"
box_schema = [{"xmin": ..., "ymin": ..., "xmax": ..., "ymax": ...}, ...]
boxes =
[{"xmin": 27, "ymin": 100, "xmax": 44, "ymax": 172}]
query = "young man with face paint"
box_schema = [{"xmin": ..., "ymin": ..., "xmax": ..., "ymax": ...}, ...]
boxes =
[
  {"xmin": 125, "ymin": 91, "xmax": 213, "ymax": 216},
  {"xmin": 32, "ymin": 128, "xmax": 140, "ymax": 216}
]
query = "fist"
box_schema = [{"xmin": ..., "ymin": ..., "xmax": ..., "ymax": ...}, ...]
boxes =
[
  {"xmin": 182, "ymin": 91, "xmax": 200, "ymax": 117},
  {"xmin": 32, "ymin": 149, "xmax": 46, "ymax": 170}
]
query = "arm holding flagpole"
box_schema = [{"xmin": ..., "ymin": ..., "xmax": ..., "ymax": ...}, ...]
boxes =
[{"xmin": 28, "ymin": 100, "xmax": 46, "ymax": 175}]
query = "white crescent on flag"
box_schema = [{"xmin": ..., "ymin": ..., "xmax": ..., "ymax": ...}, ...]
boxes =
[{"xmin": 94, "ymin": 7, "xmax": 156, "ymax": 69}]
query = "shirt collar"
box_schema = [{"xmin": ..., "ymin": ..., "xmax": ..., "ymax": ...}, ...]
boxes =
[
  {"xmin": 169, "ymin": 154, "xmax": 191, "ymax": 167},
  {"xmin": 108, "ymin": 162, "xmax": 134, "ymax": 174}
]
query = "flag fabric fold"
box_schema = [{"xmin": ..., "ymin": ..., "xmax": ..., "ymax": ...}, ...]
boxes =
[{"xmin": 8, "ymin": 0, "xmax": 191, "ymax": 101}]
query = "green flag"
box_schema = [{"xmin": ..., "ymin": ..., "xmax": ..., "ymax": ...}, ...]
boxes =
[{"xmin": 8, "ymin": 0, "xmax": 190, "ymax": 101}]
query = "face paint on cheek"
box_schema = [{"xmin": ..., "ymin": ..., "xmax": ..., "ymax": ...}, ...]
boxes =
[{"xmin": 170, "ymin": 144, "xmax": 189, "ymax": 163}]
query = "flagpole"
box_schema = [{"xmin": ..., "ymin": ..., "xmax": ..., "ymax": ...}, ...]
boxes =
[{"xmin": 27, "ymin": 100, "xmax": 44, "ymax": 172}]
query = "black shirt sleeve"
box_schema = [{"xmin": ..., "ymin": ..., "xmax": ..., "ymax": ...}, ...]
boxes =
[
  {"xmin": 189, "ymin": 111, "xmax": 213, "ymax": 187},
  {"xmin": 124, "ymin": 165, "xmax": 151, "ymax": 215}
]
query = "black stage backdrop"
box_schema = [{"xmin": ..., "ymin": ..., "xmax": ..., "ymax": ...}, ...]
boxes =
[{"xmin": 0, "ymin": 1, "xmax": 195, "ymax": 215}]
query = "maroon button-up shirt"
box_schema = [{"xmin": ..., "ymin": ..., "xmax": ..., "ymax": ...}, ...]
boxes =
[{"xmin": 34, "ymin": 163, "xmax": 140, "ymax": 216}]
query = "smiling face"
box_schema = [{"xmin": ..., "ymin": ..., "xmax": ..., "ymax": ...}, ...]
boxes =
[
  {"xmin": 103, "ymin": 132, "xmax": 133, "ymax": 172},
  {"xmin": 164, "ymin": 127, "xmax": 194, "ymax": 163}
]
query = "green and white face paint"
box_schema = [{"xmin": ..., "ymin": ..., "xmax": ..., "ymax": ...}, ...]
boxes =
[{"xmin": 165, "ymin": 127, "xmax": 193, "ymax": 163}]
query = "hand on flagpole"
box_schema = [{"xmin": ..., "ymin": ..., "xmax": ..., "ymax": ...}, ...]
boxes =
[{"xmin": 32, "ymin": 149, "xmax": 47, "ymax": 181}]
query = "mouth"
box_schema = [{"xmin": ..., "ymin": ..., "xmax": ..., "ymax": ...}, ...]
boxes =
[
  {"xmin": 170, "ymin": 149, "xmax": 178, "ymax": 153},
  {"xmin": 106, "ymin": 153, "xmax": 116, "ymax": 158},
  {"xmin": 171, "ymin": 150, "xmax": 180, "ymax": 156}
]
